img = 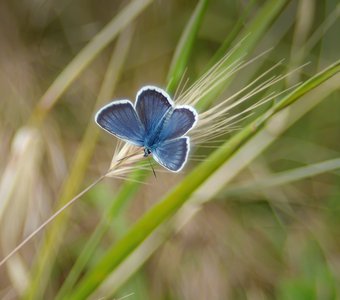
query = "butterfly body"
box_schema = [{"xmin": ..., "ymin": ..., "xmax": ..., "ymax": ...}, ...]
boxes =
[
  {"xmin": 143, "ymin": 107, "xmax": 172, "ymax": 149},
  {"xmin": 95, "ymin": 86, "xmax": 197, "ymax": 172}
]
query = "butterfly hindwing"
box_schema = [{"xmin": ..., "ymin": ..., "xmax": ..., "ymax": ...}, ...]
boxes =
[
  {"xmin": 135, "ymin": 86, "xmax": 173, "ymax": 135},
  {"xmin": 153, "ymin": 137, "xmax": 190, "ymax": 172},
  {"xmin": 159, "ymin": 106, "xmax": 198, "ymax": 142},
  {"xmin": 95, "ymin": 100, "xmax": 145, "ymax": 146}
]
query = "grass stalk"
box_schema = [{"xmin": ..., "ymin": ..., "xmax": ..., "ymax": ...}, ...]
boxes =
[{"xmin": 0, "ymin": 175, "xmax": 105, "ymax": 268}]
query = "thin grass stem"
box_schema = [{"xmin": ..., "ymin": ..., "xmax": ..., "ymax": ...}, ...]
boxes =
[{"xmin": 0, "ymin": 175, "xmax": 106, "ymax": 268}]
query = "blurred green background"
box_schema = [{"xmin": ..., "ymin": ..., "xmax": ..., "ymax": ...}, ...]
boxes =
[{"xmin": 0, "ymin": 0, "xmax": 339, "ymax": 299}]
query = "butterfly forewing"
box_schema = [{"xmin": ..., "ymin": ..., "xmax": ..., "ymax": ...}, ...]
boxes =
[
  {"xmin": 95, "ymin": 100, "xmax": 145, "ymax": 146},
  {"xmin": 153, "ymin": 137, "xmax": 190, "ymax": 172},
  {"xmin": 135, "ymin": 86, "xmax": 172, "ymax": 135}
]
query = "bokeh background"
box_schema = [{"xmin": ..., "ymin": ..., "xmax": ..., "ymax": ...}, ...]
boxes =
[{"xmin": 0, "ymin": 0, "xmax": 339, "ymax": 299}]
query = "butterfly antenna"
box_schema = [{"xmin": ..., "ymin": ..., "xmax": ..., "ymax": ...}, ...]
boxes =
[{"xmin": 148, "ymin": 156, "xmax": 157, "ymax": 179}]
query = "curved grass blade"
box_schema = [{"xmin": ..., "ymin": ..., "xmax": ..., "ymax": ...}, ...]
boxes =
[{"xmin": 69, "ymin": 59, "xmax": 340, "ymax": 300}]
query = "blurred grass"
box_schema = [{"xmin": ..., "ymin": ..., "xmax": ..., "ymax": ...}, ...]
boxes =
[{"xmin": 0, "ymin": 0, "xmax": 339, "ymax": 299}]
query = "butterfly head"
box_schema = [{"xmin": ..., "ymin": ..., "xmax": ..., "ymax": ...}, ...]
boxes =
[{"xmin": 143, "ymin": 147, "xmax": 152, "ymax": 157}]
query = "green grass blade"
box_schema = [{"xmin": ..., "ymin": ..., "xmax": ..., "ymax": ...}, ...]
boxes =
[
  {"xmin": 166, "ymin": 0, "xmax": 209, "ymax": 93},
  {"xmin": 23, "ymin": 26, "xmax": 136, "ymax": 300},
  {"xmin": 274, "ymin": 62, "xmax": 340, "ymax": 111},
  {"xmin": 69, "ymin": 59, "xmax": 340, "ymax": 300}
]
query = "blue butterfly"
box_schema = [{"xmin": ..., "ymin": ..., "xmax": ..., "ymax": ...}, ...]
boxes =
[{"xmin": 95, "ymin": 86, "xmax": 198, "ymax": 172}]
